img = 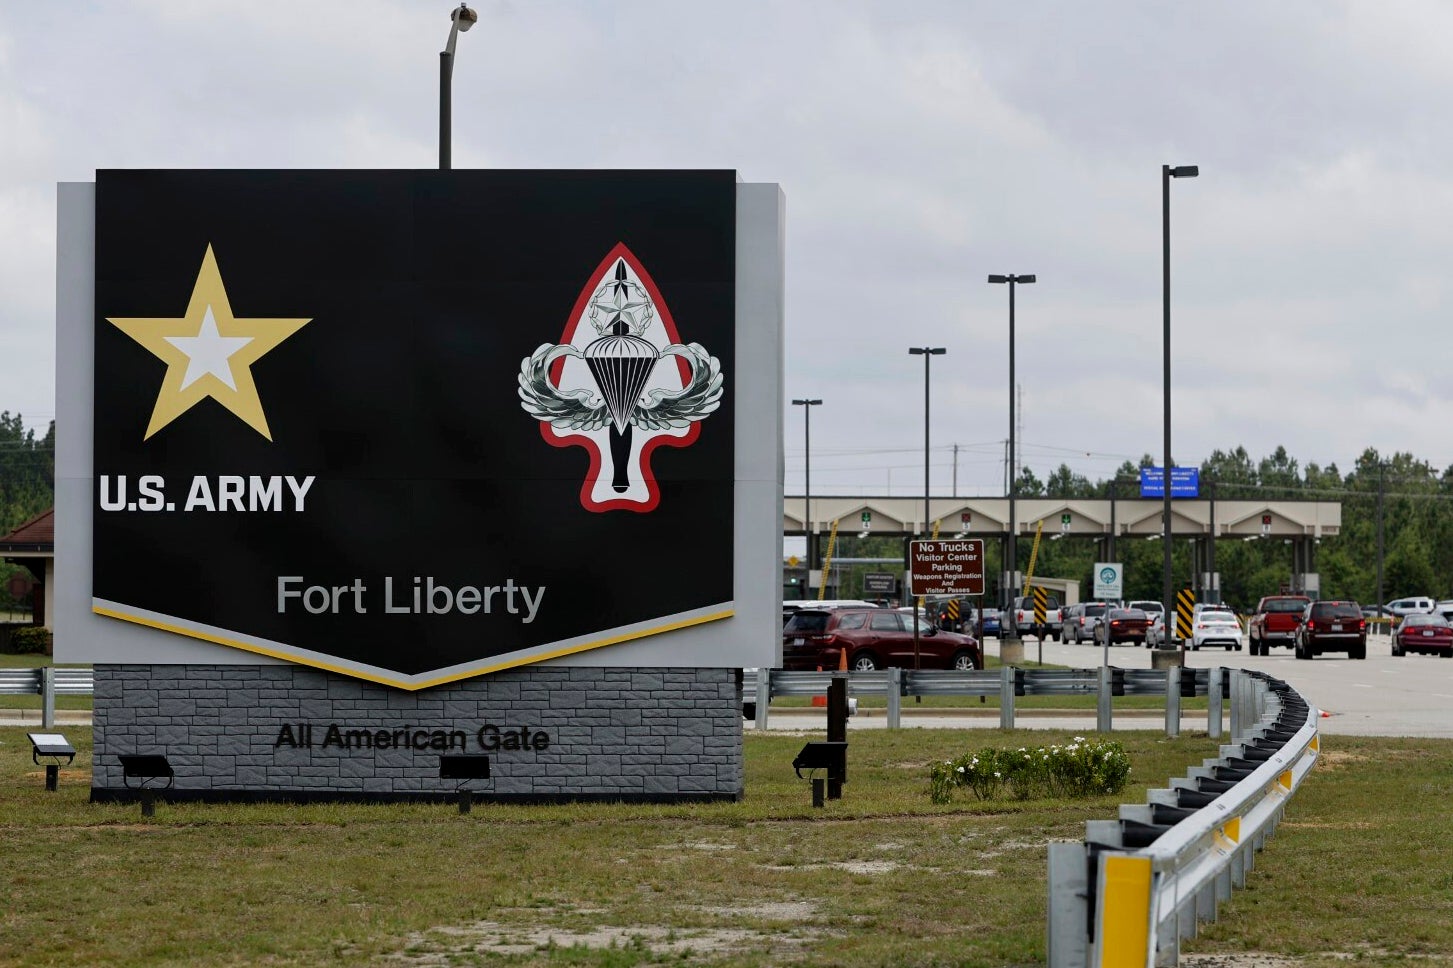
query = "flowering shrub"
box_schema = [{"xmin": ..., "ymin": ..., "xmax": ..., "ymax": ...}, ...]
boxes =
[{"xmin": 929, "ymin": 737, "xmax": 1132, "ymax": 804}]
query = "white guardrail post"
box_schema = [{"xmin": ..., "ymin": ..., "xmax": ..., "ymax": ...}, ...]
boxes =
[
  {"xmin": 1207, "ymin": 667, "xmax": 1224, "ymax": 740},
  {"xmin": 886, "ymin": 668, "xmax": 902, "ymax": 729},
  {"xmin": 41, "ymin": 665, "xmax": 57, "ymax": 728},
  {"xmin": 1164, "ymin": 666, "xmax": 1181, "ymax": 738},
  {"xmin": 1048, "ymin": 672, "xmax": 1319, "ymax": 968},
  {"xmin": 999, "ymin": 665, "xmax": 1016, "ymax": 729}
]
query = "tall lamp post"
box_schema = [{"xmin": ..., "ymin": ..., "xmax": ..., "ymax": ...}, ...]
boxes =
[
  {"xmin": 439, "ymin": 3, "xmax": 478, "ymax": 169},
  {"xmin": 1162, "ymin": 164, "xmax": 1198, "ymax": 630},
  {"xmin": 792, "ymin": 398, "xmax": 823, "ymax": 582},
  {"xmin": 988, "ymin": 273, "xmax": 1035, "ymax": 609},
  {"xmin": 908, "ymin": 348, "xmax": 946, "ymax": 538}
]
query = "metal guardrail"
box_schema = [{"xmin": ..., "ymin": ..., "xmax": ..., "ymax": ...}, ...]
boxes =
[
  {"xmin": 748, "ymin": 666, "xmax": 1230, "ymax": 738},
  {"xmin": 1048, "ymin": 670, "xmax": 1318, "ymax": 967},
  {"xmin": 0, "ymin": 667, "xmax": 94, "ymax": 728}
]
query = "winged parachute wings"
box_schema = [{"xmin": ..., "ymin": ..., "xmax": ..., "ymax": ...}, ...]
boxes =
[
  {"xmin": 633, "ymin": 343, "xmax": 724, "ymax": 430},
  {"xmin": 517, "ymin": 343, "xmax": 612, "ymax": 432},
  {"xmin": 518, "ymin": 341, "xmax": 723, "ymax": 433}
]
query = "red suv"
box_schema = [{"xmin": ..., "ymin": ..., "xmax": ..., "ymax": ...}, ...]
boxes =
[
  {"xmin": 781, "ymin": 608, "xmax": 982, "ymax": 672},
  {"xmin": 1294, "ymin": 600, "xmax": 1367, "ymax": 660}
]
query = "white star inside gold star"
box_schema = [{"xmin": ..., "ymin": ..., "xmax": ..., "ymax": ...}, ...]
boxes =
[{"xmin": 107, "ymin": 244, "xmax": 311, "ymax": 440}]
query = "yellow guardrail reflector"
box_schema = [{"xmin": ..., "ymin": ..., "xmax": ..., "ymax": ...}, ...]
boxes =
[
  {"xmin": 1278, "ymin": 769, "xmax": 1293, "ymax": 791},
  {"xmin": 1310, "ymin": 735, "xmax": 1320, "ymax": 752},
  {"xmin": 1221, "ymin": 817, "xmax": 1241, "ymax": 843},
  {"xmin": 1099, "ymin": 855, "xmax": 1152, "ymax": 968}
]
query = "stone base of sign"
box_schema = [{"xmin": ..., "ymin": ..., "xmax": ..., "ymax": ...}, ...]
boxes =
[
  {"xmin": 89, "ymin": 664, "xmax": 743, "ymax": 804},
  {"xmin": 1150, "ymin": 648, "xmax": 1185, "ymax": 670},
  {"xmin": 999, "ymin": 637, "xmax": 1025, "ymax": 666}
]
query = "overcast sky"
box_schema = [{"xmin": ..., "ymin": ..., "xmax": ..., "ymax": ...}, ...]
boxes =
[{"xmin": 4, "ymin": 1, "xmax": 1451, "ymax": 498}]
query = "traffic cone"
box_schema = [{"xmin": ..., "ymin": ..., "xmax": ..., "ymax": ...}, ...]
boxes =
[
  {"xmin": 838, "ymin": 647, "xmax": 849, "ymax": 672},
  {"xmin": 812, "ymin": 662, "xmax": 828, "ymax": 706}
]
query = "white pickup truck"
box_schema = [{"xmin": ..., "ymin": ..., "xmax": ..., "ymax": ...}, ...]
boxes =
[{"xmin": 1007, "ymin": 593, "xmax": 1062, "ymax": 641}]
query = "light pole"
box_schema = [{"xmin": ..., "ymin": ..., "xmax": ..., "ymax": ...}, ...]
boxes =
[
  {"xmin": 439, "ymin": 3, "xmax": 478, "ymax": 169},
  {"xmin": 908, "ymin": 348, "xmax": 946, "ymax": 538},
  {"xmin": 792, "ymin": 398, "xmax": 822, "ymax": 581},
  {"xmin": 988, "ymin": 273, "xmax": 1035, "ymax": 608},
  {"xmin": 1162, "ymin": 164, "xmax": 1198, "ymax": 632}
]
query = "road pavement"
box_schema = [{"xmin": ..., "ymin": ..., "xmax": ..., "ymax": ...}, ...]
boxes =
[
  {"xmin": 6, "ymin": 632, "xmax": 1448, "ymax": 737},
  {"xmin": 749, "ymin": 627, "xmax": 1453, "ymax": 737}
]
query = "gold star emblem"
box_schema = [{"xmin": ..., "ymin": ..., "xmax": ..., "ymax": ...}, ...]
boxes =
[{"xmin": 107, "ymin": 245, "xmax": 311, "ymax": 440}]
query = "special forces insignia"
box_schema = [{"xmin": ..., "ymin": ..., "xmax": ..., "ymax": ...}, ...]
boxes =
[{"xmin": 518, "ymin": 243, "xmax": 724, "ymax": 512}]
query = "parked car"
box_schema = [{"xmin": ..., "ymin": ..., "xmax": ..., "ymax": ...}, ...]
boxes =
[
  {"xmin": 1189, "ymin": 608, "xmax": 1243, "ymax": 651},
  {"xmin": 1063, "ymin": 602, "xmax": 1111, "ymax": 644},
  {"xmin": 1391, "ymin": 613, "xmax": 1453, "ymax": 657},
  {"xmin": 782, "ymin": 599, "xmax": 879, "ymax": 626},
  {"xmin": 1294, "ymin": 600, "xmax": 1367, "ymax": 660},
  {"xmin": 1096, "ymin": 607, "xmax": 1152, "ymax": 646},
  {"xmin": 1145, "ymin": 613, "xmax": 1168, "ymax": 648},
  {"xmin": 977, "ymin": 608, "xmax": 1002, "ymax": 638},
  {"xmin": 1247, "ymin": 595, "xmax": 1311, "ymax": 656},
  {"xmin": 1128, "ymin": 600, "xmax": 1164, "ymax": 621},
  {"xmin": 781, "ymin": 607, "xmax": 982, "ymax": 672},
  {"xmin": 1384, "ymin": 596, "xmax": 1436, "ymax": 618},
  {"xmin": 1008, "ymin": 594, "xmax": 1063, "ymax": 640}
]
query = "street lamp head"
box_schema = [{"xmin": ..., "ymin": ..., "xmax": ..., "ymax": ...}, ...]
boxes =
[
  {"xmin": 791, "ymin": 398, "xmax": 822, "ymax": 407},
  {"xmin": 452, "ymin": 3, "xmax": 478, "ymax": 30},
  {"xmin": 909, "ymin": 346, "xmax": 946, "ymax": 356},
  {"xmin": 988, "ymin": 274, "xmax": 1036, "ymax": 284},
  {"xmin": 1169, "ymin": 165, "xmax": 1199, "ymax": 178},
  {"xmin": 987, "ymin": 274, "xmax": 1008, "ymax": 284}
]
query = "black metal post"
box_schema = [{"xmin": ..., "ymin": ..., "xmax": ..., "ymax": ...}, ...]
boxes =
[
  {"xmin": 439, "ymin": 4, "xmax": 476, "ymax": 171},
  {"xmin": 1376, "ymin": 459, "xmax": 1385, "ymax": 619},
  {"xmin": 793, "ymin": 399, "xmax": 822, "ymax": 575},
  {"xmin": 1162, "ymin": 164, "xmax": 1197, "ymax": 627},
  {"xmin": 908, "ymin": 348, "xmax": 945, "ymax": 539},
  {"xmin": 439, "ymin": 51, "xmax": 451, "ymax": 169},
  {"xmin": 988, "ymin": 274, "xmax": 1035, "ymax": 610},
  {"xmin": 1162, "ymin": 164, "xmax": 1173, "ymax": 630}
]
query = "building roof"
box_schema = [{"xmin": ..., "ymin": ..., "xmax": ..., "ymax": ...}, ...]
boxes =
[{"xmin": 0, "ymin": 508, "xmax": 54, "ymax": 553}]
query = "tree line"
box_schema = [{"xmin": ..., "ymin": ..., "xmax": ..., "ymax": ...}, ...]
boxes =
[
  {"xmin": 831, "ymin": 445, "xmax": 1453, "ymax": 611},
  {"xmin": 0, "ymin": 411, "xmax": 55, "ymax": 611}
]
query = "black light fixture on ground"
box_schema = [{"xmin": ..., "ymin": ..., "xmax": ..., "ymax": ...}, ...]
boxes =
[
  {"xmin": 791, "ymin": 398, "xmax": 823, "ymax": 581},
  {"xmin": 907, "ymin": 347, "xmax": 946, "ymax": 538},
  {"xmin": 439, "ymin": 3, "xmax": 478, "ymax": 170},
  {"xmin": 987, "ymin": 273, "xmax": 1035, "ymax": 610},
  {"xmin": 1162, "ymin": 164, "xmax": 1198, "ymax": 632}
]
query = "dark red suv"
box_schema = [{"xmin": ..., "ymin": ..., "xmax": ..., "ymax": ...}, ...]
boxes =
[
  {"xmin": 1294, "ymin": 600, "xmax": 1366, "ymax": 660},
  {"xmin": 781, "ymin": 608, "xmax": 982, "ymax": 672}
]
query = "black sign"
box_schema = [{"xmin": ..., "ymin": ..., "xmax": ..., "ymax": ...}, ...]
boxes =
[
  {"xmin": 862, "ymin": 572, "xmax": 896, "ymax": 594},
  {"xmin": 93, "ymin": 170, "xmax": 736, "ymax": 686}
]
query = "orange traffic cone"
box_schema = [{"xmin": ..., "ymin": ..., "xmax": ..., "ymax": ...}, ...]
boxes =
[
  {"xmin": 839, "ymin": 647, "xmax": 849, "ymax": 672},
  {"xmin": 812, "ymin": 662, "xmax": 828, "ymax": 706}
]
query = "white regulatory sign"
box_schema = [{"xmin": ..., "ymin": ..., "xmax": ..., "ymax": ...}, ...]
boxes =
[{"xmin": 1093, "ymin": 562, "xmax": 1123, "ymax": 600}]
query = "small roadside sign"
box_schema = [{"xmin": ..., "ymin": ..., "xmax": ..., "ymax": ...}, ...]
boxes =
[
  {"xmin": 908, "ymin": 539, "xmax": 985, "ymax": 597},
  {"xmin": 1093, "ymin": 562, "xmax": 1123, "ymax": 600},
  {"xmin": 862, "ymin": 572, "xmax": 896, "ymax": 594}
]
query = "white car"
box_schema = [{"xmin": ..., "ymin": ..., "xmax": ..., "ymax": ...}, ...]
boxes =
[
  {"xmin": 1190, "ymin": 609, "xmax": 1243, "ymax": 651},
  {"xmin": 1385, "ymin": 597, "xmax": 1436, "ymax": 618}
]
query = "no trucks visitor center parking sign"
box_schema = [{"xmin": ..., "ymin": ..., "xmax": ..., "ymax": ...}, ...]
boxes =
[{"xmin": 73, "ymin": 170, "xmax": 769, "ymax": 688}]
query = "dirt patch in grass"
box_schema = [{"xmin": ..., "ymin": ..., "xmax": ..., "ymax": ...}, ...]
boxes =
[
  {"xmin": 388, "ymin": 918, "xmax": 821, "ymax": 964},
  {"xmin": 1181, "ymin": 956, "xmax": 1307, "ymax": 968}
]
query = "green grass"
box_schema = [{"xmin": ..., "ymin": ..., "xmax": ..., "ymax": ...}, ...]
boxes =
[{"xmin": 3, "ymin": 726, "xmax": 1451, "ymax": 967}]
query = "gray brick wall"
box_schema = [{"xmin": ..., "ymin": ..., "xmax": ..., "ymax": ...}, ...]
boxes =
[{"xmin": 92, "ymin": 665, "xmax": 744, "ymax": 801}]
